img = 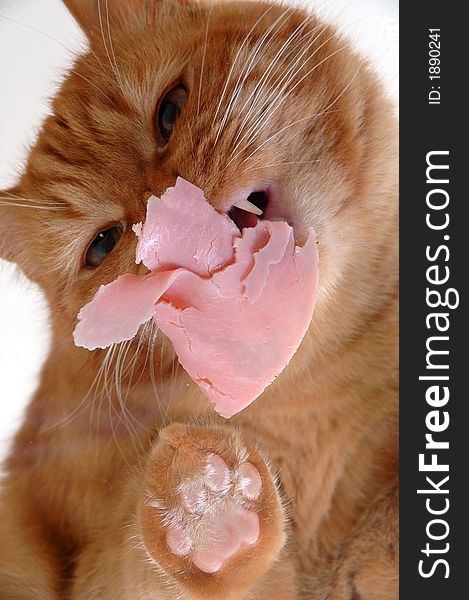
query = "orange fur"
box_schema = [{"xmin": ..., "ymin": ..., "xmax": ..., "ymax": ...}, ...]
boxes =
[{"xmin": 0, "ymin": 1, "xmax": 398, "ymax": 598}]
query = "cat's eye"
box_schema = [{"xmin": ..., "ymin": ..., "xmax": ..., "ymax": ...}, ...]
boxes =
[
  {"xmin": 155, "ymin": 84, "xmax": 188, "ymax": 147},
  {"xmin": 85, "ymin": 225, "xmax": 123, "ymax": 268}
]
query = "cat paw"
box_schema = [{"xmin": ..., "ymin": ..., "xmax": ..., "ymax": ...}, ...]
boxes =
[
  {"xmin": 166, "ymin": 453, "xmax": 263, "ymax": 573},
  {"xmin": 138, "ymin": 424, "xmax": 285, "ymax": 598}
]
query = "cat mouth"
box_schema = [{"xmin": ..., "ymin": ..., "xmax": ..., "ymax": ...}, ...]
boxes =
[
  {"xmin": 226, "ymin": 187, "xmax": 304, "ymax": 242},
  {"xmin": 227, "ymin": 190, "xmax": 270, "ymax": 231}
]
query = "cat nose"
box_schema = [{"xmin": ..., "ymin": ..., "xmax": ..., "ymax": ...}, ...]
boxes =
[{"xmin": 225, "ymin": 190, "xmax": 270, "ymax": 231}]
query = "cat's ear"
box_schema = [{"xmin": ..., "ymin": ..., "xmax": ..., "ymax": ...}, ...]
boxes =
[
  {"xmin": 62, "ymin": 0, "xmax": 137, "ymax": 37},
  {"xmin": 62, "ymin": 0, "xmax": 188, "ymax": 38},
  {"xmin": 62, "ymin": 0, "xmax": 99, "ymax": 36}
]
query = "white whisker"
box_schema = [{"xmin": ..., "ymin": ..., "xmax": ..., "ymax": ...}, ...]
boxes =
[
  {"xmin": 211, "ymin": 4, "xmax": 276, "ymax": 134},
  {"xmin": 104, "ymin": 0, "xmax": 125, "ymax": 91},
  {"xmin": 214, "ymin": 6, "xmax": 293, "ymax": 145},
  {"xmin": 197, "ymin": 8, "xmax": 212, "ymax": 117},
  {"xmin": 0, "ymin": 202, "xmax": 65, "ymax": 210},
  {"xmin": 43, "ymin": 346, "xmax": 110, "ymax": 432},
  {"xmin": 0, "ymin": 13, "xmax": 117, "ymax": 106},
  {"xmin": 240, "ymin": 67, "xmax": 361, "ymax": 166},
  {"xmin": 149, "ymin": 322, "xmax": 162, "ymax": 412},
  {"xmin": 71, "ymin": 69, "xmax": 118, "ymax": 107},
  {"xmin": 229, "ymin": 25, "xmax": 336, "ymax": 164},
  {"xmin": 243, "ymin": 159, "xmax": 320, "ymax": 174},
  {"xmin": 230, "ymin": 14, "xmax": 318, "ymax": 151},
  {"xmin": 96, "ymin": 0, "xmax": 125, "ymax": 99}
]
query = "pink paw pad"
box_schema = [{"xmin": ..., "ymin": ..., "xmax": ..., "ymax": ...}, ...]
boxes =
[
  {"xmin": 237, "ymin": 462, "xmax": 263, "ymax": 500},
  {"xmin": 165, "ymin": 455, "xmax": 263, "ymax": 573},
  {"xmin": 205, "ymin": 453, "xmax": 231, "ymax": 491},
  {"xmin": 166, "ymin": 523, "xmax": 193, "ymax": 556},
  {"xmin": 191, "ymin": 509, "xmax": 260, "ymax": 573}
]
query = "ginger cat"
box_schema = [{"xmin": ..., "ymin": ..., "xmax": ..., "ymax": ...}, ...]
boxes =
[{"xmin": 0, "ymin": 1, "xmax": 398, "ymax": 598}]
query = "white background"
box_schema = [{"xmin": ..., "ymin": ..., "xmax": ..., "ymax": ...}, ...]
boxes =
[{"xmin": 0, "ymin": 0, "xmax": 398, "ymax": 462}]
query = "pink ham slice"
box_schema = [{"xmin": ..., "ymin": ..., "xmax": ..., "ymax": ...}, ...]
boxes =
[
  {"xmin": 133, "ymin": 177, "xmax": 240, "ymax": 276},
  {"xmin": 73, "ymin": 178, "xmax": 319, "ymax": 418}
]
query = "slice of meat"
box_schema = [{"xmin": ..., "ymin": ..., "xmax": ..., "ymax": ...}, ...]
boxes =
[
  {"xmin": 73, "ymin": 270, "xmax": 181, "ymax": 350},
  {"xmin": 134, "ymin": 178, "xmax": 239, "ymax": 276},
  {"xmin": 154, "ymin": 222, "xmax": 318, "ymax": 417},
  {"xmin": 74, "ymin": 178, "xmax": 319, "ymax": 417}
]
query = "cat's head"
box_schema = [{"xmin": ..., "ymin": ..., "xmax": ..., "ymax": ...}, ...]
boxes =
[{"xmin": 0, "ymin": 0, "xmax": 396, "ymax": 368}]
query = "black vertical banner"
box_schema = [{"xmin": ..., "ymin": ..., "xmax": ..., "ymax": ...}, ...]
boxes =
[{"xmin": 400, "ymin": 3, "xmax": 467, "ymax": 598}]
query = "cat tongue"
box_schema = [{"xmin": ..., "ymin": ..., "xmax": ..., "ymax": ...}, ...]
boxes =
[{"xmin": 73, "ymin": 178, "xmax": 319, "ymax": 418}]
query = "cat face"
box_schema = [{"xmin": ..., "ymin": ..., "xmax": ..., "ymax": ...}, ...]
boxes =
[{"xmin": 1, "ymin": 0, "xmax": 394, "ymax": 367}]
